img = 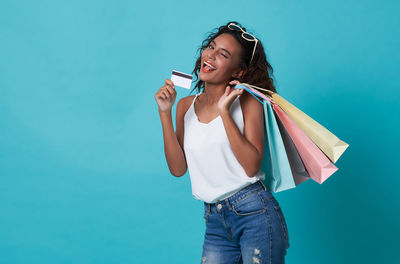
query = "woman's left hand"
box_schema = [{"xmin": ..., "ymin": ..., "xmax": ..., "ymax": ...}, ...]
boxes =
[{"xmin": 217, "ymin": 80, "xmax": 244, "ymax": 114}]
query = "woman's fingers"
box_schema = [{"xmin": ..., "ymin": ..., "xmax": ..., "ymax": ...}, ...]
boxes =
[
  {"xmin": 225, "ymin": 83, "xmax": 243, "ymax": 96},
  {"xmin": 155, "ymin": 78, "xmax": 177, "ymax": 112},
  {"xmin": 165, "ymin": 88, "xmax": 172, "ymax": 97},
  {"xmin": 156, "ymin": 91, "xmax": 164, "ymax": 100},
  {"xmin": 165, "ymin": 84, "xmax": 175, "ymax": 96},
  {"xmin": 158, "ymin": 89, "xmax": 167, "ymax": 100},
  {"xmin": 229, "ymin": 79, "xmax": 240, "ymax": 86},
  {"xmin": 165, "ymin": 79, "xmax": 175, "ymax": 88},
  {"xmin": 157, "ymin": 93, "xmax": 165, "ymax": 100},
  {"xmin": 161, "ymin": 90, "xmax": 168, "ymax": 99},
  {"xmin": 164, "ymin": 79, "xmax": 176, "ymax": 97}
]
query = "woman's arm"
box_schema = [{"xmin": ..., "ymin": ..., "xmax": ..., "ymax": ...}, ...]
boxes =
[
  {"xmin": 220, "ymin": 91, "xmax": 264, "ymax": 177},
  {"xmin": 159, "ymin": 105, "xmax": 187, "ymax": 177},
  {"xmin": 155, "ymin": 79, "xmax": 187, "ymax": 177}
]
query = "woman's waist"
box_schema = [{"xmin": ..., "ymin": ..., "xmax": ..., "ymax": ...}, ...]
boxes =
[{"xmin": 203, "ymin": 180, "xmax": 269, "ymax": 205}]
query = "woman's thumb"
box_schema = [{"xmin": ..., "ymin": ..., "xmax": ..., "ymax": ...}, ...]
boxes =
[{"xmin": 225, "ymin": 85, "xmax": 231, "ymax": 95}]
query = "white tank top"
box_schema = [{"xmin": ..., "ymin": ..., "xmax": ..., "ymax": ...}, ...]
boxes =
[{"xmin": 183, "ymin": 91, "xmax": 266, "ymax": 203}]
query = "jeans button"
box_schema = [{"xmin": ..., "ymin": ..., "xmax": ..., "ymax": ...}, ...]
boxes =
[{"xmin": 217, "ymin": 204, "xmax": 222, "ymax": 210}]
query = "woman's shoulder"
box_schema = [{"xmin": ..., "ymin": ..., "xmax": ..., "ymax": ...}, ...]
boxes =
[
  {"xmin": 238, "ymin": 90, "xmax": 264, "ymax": 120},
  {"xmin": 239, "ymin": 90, "xmax": 261, "ymax": 107},
  {"xmin": 177, "ymin": 94, "xmax": 196, "ymax": 108},
  {"xmin": 176, "ymin": 94, "xmax": 196, "ymax": 118},
  {"xmin": 180, "ymin": 93, "xmax": 197, "ymax": 103}
]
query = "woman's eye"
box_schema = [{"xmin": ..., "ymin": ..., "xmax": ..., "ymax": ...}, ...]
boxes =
[{"xmin": 207, "ymin": 44, "xmax": 227, "ymax": 58}]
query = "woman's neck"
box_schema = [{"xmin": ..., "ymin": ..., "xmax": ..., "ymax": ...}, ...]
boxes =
[{"xmin": 202, "ymin": 82, "xmax": 227, "ymax": 105}]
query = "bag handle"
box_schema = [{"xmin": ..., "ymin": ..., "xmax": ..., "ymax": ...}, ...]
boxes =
[{"xmin": 234, "ymin": 84, "xmax": 273, "ymax": 104}]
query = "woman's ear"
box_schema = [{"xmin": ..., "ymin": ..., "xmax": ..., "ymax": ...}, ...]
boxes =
[{"xmin": 232, "ymin": 68, "xmax": 245, "ymax": 79}]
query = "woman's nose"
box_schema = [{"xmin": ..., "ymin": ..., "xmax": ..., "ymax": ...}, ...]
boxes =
[
  {"xmin": 207, "ymin": 50, "xmax": 216, "ymax": 60},
  {"xmin": 207, "ymin": 55, "xmax": 216, "ymax": 63}
]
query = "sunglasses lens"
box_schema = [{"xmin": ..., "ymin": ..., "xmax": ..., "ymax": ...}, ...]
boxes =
[
  {"xmin": 228, "ymin": 24, "xmax": 242, "ymax": 31},
  {"xmin": 242, "ymin": 32, "xmax": 255, "ymax": 40}
]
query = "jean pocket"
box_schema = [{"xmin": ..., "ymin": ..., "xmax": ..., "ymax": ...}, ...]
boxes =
[
  {"xmin": 232, "ymin": 191, "xmax": 266, "ymax": 216},
  {"xmin": 273, "ymin": 200, "xmax": 289, "ymax": 244}
]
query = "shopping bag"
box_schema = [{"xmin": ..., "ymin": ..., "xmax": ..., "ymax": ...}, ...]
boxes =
[
  {"xmin": 237, "ymin": 83, "xmax": 349, "ymax": 163},
  {"xmin": 235, "ymin": 84, "xmax": 339, "ymax": 184},
  {"xmin": 260, "ymin": 99, "xmax": 297, "ymax": 192},
  {"xmin": 272, "ymin": 102, "xmax": 338, "ymax": 183},
  {"xmin": 270, "ymin": 94, "xmax": 349, "ymax": 163},
  {"xmin": 274, "ymin": 110, "xmax": 311, "ymax": 186},
  {"xmin": 236, "ymin": 84, "xmax": 309, "ymax": 189}
]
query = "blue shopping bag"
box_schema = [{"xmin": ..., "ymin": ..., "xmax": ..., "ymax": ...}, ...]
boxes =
[
  {"xmin": 260, "ymin": 100, "xmax": 296, "ymax": 192},
  {"xmin": 235, "ymin": 84, "xmax": 306, "ymax": 192}
]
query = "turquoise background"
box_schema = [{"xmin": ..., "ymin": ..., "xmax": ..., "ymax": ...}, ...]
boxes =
[{"xmin": 1, "ymin": 0, "xmax": 399, "ymax": 263}]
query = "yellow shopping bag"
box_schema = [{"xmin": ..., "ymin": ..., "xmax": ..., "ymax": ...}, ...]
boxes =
[
  {"xmin": 270, "ymin": 94, "xmax": 349, "ymax": 163},
  {"xmin": 238, "ymin": 83, "xmax": 349, "ymax": 163}
]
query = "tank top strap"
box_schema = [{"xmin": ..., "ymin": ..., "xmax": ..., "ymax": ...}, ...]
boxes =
[{"xmin": 191, "ymin": 91, "xmax": 201, "ymax": 105}]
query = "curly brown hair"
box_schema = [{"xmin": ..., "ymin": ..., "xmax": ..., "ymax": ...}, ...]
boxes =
[{"xmin": 191, "ymin": 21, "xmax": 277, "ymax": 96}]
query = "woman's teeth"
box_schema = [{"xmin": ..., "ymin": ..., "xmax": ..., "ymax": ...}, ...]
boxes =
[{"xmin": 203, "ymin": 62, "xmax": 216, "ymax": 71}]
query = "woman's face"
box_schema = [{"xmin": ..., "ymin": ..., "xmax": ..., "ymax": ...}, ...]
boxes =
[{"xmin": 199, "ymin": 33, "xmax": 244, "ymax": 85}]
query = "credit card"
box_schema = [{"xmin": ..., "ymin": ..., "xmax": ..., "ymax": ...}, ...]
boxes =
[{"xmin": 171, "ymin": 70, "xmax": 193, "ymax": 89}]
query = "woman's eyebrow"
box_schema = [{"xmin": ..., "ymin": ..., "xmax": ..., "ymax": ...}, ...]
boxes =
[{"xmin": 211, "ymin": 40, "xmax": 231, "ymax": 56}]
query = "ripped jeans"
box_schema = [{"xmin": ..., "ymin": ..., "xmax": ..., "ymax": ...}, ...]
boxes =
[{"xmin": 201, "ymin": 181, "xmax": 290, "ymax": 264}]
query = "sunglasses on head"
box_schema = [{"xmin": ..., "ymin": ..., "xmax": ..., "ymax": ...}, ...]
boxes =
[{"xmin": 227, "ymin": 22, "xmax": 258, "ymax": 64}]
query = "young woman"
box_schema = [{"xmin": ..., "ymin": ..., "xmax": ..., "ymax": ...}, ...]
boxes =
[{"xmin": 154, "ymin": 21, "xmax": 290, "ymax": 264}]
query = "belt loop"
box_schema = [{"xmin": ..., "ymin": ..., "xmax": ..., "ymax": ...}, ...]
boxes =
[
  {"xmin": 260, "ymin": 180, "xmax": 267, "ymax": 191},
  {"xmin": 225, "ymin": 197, "xmax": 232, "ymax": 210},
  {"xmin": 208, "ymin": 203, "xmax": 211, "ymax": 214}
]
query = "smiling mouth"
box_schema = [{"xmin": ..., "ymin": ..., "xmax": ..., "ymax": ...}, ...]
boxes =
[{"xmin": 202, "ymin": 61, "xmax": 217, "ymax": 72}]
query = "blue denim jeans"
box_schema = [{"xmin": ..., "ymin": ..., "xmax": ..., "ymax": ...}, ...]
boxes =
[{"xmin": 201, "ymin": 181, "xmax": 290, "ymax": 264}]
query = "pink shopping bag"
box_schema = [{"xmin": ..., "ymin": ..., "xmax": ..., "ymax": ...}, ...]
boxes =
[{"xmin": 271, "ymin": 102, "xmax": 338, "ymax": 184}]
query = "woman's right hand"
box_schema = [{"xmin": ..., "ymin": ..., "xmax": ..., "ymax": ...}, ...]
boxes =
[{"xmin": 155, "ymin": 79, "xmax": 177, "ymax": 112}]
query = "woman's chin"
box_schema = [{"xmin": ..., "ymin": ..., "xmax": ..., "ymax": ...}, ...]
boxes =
[
  {"xmin": 199, "ymin": 74, "xmax": 210, "ymax": 82},
  {"xmin": 199, "ymin": 73, "xmax": 218, "ymax": 83}
]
